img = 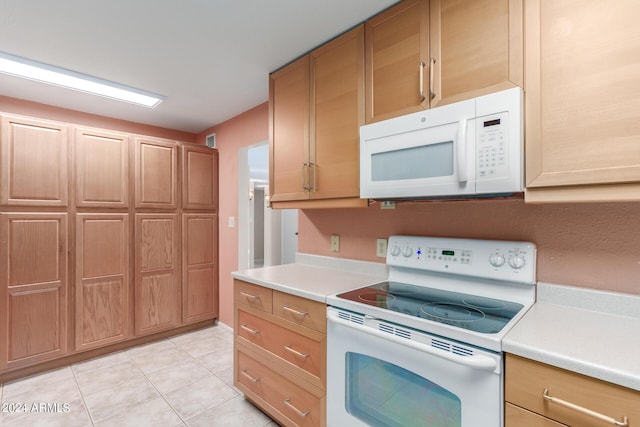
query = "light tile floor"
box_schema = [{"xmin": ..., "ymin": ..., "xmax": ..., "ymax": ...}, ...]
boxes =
[{"xmin": 0, "ymin": 323, "xmax": 277, "ymax": 427}]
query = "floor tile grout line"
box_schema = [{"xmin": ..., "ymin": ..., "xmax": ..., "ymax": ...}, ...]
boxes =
[{"xmin": 69, "ymin": 362, "xmax": 97, "ymax": 427}]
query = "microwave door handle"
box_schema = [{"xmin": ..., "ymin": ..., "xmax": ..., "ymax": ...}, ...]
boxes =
[{"xmin": 457, "ymin": 118, "xmax": 468, "ymax": 182}]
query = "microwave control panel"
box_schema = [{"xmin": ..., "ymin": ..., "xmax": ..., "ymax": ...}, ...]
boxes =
[{"xmin": 476, "ymin": 111, "xmax": 508, "ymax": 180}]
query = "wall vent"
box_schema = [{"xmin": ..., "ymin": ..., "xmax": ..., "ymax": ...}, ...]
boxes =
[{"xmin": 206, "ymin": 133, "xmax": 216, "ymax": 148}]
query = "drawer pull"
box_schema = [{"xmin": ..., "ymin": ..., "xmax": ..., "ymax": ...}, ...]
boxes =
[
  {"xmin": 283, "ymin": 306, "xmax": 308, "ymax": 317},
  {"xmin": 240, "ymin": 324, "xmax": 260, "ymax": 335},
  {"xmin": 543, "ymin": 389, "xmax": 629, "ymax": 427},
  {"xmin": 283, "ymin": 344, "xmax": 310, "ymax": 359},
  {"xmin": 284, "ymin": 398, "xmax": 309, "ymax": 417},
  {"xmin": 240, "ymin": 369, "xmax": 260, "ymax": 383},
  {"xmin": 240, "ymin": 291, "xmax": 259, "ymax": 301}
]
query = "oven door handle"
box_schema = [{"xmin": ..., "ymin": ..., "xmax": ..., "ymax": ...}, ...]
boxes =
[{"xmin": 328, "ymin": 311, "xmax": 498, "ymax": 372}]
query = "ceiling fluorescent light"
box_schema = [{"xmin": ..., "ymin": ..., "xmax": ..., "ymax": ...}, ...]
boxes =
[{"xmin": 0, "ymin": 51, "xmax": 165, "ymax": 108}]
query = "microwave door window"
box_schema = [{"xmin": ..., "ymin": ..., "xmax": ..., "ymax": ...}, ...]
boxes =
[{"xmin": 371, "ymin": 142, "xmax": 454, "ymax": 182}]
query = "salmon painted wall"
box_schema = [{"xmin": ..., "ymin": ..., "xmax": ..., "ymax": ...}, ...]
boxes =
[
  {"xmin": 0, "ymin": 96, "xmax": 196, "ymax": 141},
  {"xmin": 299, "ymin": 199, "xmax": 640, "ymax": 295},
  {"xmin": 196, "ymin": 102, "xmax": 269, "ymax": 326}
]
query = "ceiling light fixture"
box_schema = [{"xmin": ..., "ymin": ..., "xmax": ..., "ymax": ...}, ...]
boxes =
[{"xmin": 0, "ymin": 51, "xmax": 165, "ymax": 108}]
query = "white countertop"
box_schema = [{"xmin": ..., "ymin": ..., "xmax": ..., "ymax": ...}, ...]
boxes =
[
  {"xmin": 231, "ymin": 253, "xmax": 387, "ymax": 303},
  {"xmin": 503, "ymin": 282, "xmax": 640, "ymax": 391}
]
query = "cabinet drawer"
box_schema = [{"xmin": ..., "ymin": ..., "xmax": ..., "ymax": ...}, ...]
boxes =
[
  {"xmin": 273, "ymin": 291, "xmax": 326, "ymax": 333},
  {"xmin": 237, "ymin": 350, "xmax": 323, "ymax": 427},
  {"xmin": 234, "ymin": 280, "xmax": 273, "ymax": 313},
  {"xmin": 237, "ymin": 310, "xmax": 323, "ymax": 379},
  {"xmin": 505, "ymin": 403, "xmax": 567, "ymax": 427},
  {"xmin": 506, "ymin": 354, "xmax": 639, "ymax": 427}
]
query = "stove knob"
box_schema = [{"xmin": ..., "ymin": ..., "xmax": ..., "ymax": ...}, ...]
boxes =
[
  {"xmin": 489, "ymin": 254, "xmax": 505, "ymax": 267},
  {"xmin": 390, "ymin": 245, "xmax": 401, "ymax": 256},
  {"xmin": 509, "ymin": 255, "xmax": 526, "ymax": 269},
  {"xmin": 402, "ymin": 246, "xmax": 413, "ymax": 258}
]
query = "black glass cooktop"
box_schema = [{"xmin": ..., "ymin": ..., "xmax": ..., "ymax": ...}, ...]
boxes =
[{"xmin": 336, "ymin": 281, "xmax": 524, "ymax": 334}]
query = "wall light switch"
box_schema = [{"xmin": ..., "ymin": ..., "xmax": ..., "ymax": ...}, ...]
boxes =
[
  {"xmin": 331, "ymin": 234, "xmax": 340, "ymax": 252},
  {"xmin": 376, "ymin": 238, "xmax": 388, "ymax": 258},
  {"xmin": 228, "ymin": 216, "xmax": 235, "ymax": 228}
]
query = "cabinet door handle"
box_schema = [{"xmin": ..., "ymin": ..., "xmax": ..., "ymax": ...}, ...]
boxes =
[
  {"xmin": 240, "ymin": 324, "xmax": 260, "ymax": 335},
  {"xmin": 419, "ymin": 60, "xmax": 426, "ymax": 100},
  {"xmin": 283, "ymin": 305, "xmax": 308, "ymax": 317},
  {"xmin": 240, "ymin": 369, "xmax": 260, "ymax": 383},
  {"xmin": 283, "ymin": 344, "xmax": 310, "ymax": 359},
  {"xmin": 284, "ymin": 398, "xmax": 309, "ymax": 417},
  {"xmin": 429, "ymin": 57, "xmax": 436, "ymax": 100},
  {"xmin": 309, "ymin": 162, "xmax": 317, "ymax": 192},
  {"xmin": 302, "ymin": 163, "xmax": 312, "ymax": 191},
  {"xmin": 239, "ymin": 291, "xmax": 258, "ymax": 301},
  {"xmin": 542, "ymin": 389, "xmax": 628, "ymax": 426}
]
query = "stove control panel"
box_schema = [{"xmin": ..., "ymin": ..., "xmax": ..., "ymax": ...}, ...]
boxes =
[{"xmin": 387, "ymin": 235, "xmax": 536, "ymax": 284}]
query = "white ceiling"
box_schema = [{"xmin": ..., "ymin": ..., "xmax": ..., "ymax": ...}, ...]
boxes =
[{"xmin": 0, "ymin": 0, "xmax": 399, "ymax": 134}]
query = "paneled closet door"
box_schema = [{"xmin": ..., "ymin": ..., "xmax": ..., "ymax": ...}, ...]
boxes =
[
  {"xmin": 75, "ymin": 127, "xmax": 129, "ymax": 208},
  {"xmin": 135, "ymin": 137, "xmax": 178, "ymax": 209},
  {"xmin": 182, "ymin": 144, "xmax": 218, "ymax": 210},
  {"xmin": 0, "ymin": 213, "xmax": 68, "ymax": 370},
  {"xmin": 0, "ymin": 114, "xmax": 68, "ymax": 206},
  {"xmin": 182, "ymin": 213, "xmax": 217, "ymax": 324},
  {"xmin": 135, "ymin": 214, "xmax": 180, "ymax": 336},
  {"xmin": 76, "ymin": 214, "xmax": 130, "ymax": 351}
]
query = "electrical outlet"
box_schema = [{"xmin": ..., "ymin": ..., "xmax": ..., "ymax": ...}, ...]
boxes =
[
  {"xmin": 376, "ymin": 238, "xmax": 388, "ymax": 257},
  {"xmin": 381, "ymin": 201, "xmax": 396, "ymax": 209},
  {"xmin": 331, "ymin": 234, "xmax": 340, "ymax": 252}
]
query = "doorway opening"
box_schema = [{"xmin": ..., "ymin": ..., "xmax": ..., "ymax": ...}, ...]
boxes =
[{"xmin": 238, "ymin": 141, "xmax": 298, "ymax": 270}]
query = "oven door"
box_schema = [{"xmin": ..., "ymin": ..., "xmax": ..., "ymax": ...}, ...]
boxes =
[
  {"xmin": 327, "ymin": 307, "xmax": 503, "ymax": 427},
  {"xmin": 359, "ymin": 98, "xmax": 476, "ymax": 199}
]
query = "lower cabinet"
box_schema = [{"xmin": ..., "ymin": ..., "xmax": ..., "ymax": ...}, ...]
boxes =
[
  {"xmin": 233, "ymin": 279, "xmax": 326, "ymax": 427},
  {"xmin": 0, "ymin": 213, "xmax": 68, "ymax": 370},
  {"xmin": 75, "ymin": 214, "xmax": 131, "ymax": 351},
  {"xmin": 135, "ymin": 214, "xmax": 180, "ymax": 336},
  {"xmin": 505, "ymin": 354, "xmax": 639, "ymax": 427}
]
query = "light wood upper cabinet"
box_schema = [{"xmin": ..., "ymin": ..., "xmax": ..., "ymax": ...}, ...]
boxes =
[
  {"xmin": 0, "ymin": 213, "xmax": 68, "ymax": 370},
  {"xmin": 365, "ymin": 0, "xmax": 429, "ymax": 124},
  {"xmin": 182, "ymin": 144, "xmax": 218, "ymax": 210},
  {"xmin": 430, "ymin": 0, "xmax": 523, "ymax": 108},
  {"xmin": 76, "ymin": 214, "xmax": 130, "ymax": 351},
  {"xmin": 524, "ymin": 0, "xmax": 640, "ymax": 202},
  {"xmin": 75, "ymin": 127, "xmax": 129, "ymax": 208},
  {"xmin": 135, "ymin": 214, "xmax": 180, "ymax": 336},
  {"xmin": 270, "ymin": 26, "xmax": 368, "ymax": 208},
  {"xmin": 0, "ymin": 114, "xmax": 68, "ymax": 206},
  {"xmin": 310, "ymin": 24, "xmax": 365, "ymax": 201},
  {"xmin": 135, "ymin": 137, "xmax": 178, "ymax": 209},
  {"xmin": 182, "ymin": 213, "xmax": 217, "ymax": 324},
  {"xmin": 270, "ymin": 55, "xmax": 311, "ymax": 203}
]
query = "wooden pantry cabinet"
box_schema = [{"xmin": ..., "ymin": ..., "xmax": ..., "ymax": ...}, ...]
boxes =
[
  {"xmin": 0, "ymin": 111, "xmax": 219, "ymax": 378},
  {"xmin": 505, "ymin": 354, "xmax": 639, "ymax": 427},
  {"xmin": 234, "ymin": 279, "xmax": 327, "ymax": 427},
  {"xmin": 269, "ymin": 25, "xmax": 368, "ymax": 209},
  {"xmin": 365, "ymin": 0, "xmax": 522, "ymax": 123},
  {"xmin": 0, "ymin": 213, "xmax": 68, "ymax": 370},
  {"xmin": 524, "ymin": 0, "xmax": 640, "ymax": 202}
]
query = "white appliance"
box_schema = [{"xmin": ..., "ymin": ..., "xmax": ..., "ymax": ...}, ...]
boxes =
[
  {"xmin": 360, "ymin": 87, "xmax": 523, "ymax": 200},
  {"xmin": 326, "ymin": 235, "xmax": 536, "ymax": 427}
]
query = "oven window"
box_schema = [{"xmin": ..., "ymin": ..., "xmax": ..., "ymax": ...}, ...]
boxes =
[
  {"xmin": 345, "ymin": 352, "xmax": 461, "ymax": 427},
  {"xmin": 371, "ymin": 141, "xmax": 454, "ymax": 182}
]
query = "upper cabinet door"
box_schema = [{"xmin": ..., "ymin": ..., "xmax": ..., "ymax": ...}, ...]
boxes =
[
  {"xmin": 135, "ymin": 137, "xmax": 178, "ymax": 209},
  {"xmin": 429, "ymin": 0, "xmax": 523, "ymax": 108},
  {"xmin": 269, "ymin": 55, "xmax": 311, "ymax": 203},
  {"xmin": 0, "ymin": 114, "xmax": 68, "ymax": 207},
  {"xmin": 310, "ymin": 25, "xmax": 365, "ymax": 200},
  {"xmin": 182, "ymin": 144, "xmax": 218, "ymax": 210},
  {"xmin": 365, "ymin": 0, "xmax": 429, "ymax": 124},
  {"xmin": 524, "ymin": 0, "xmax": 640, "ymax": 202},
  {"xmin": 75, "ymin": 127, "xmax": 129, "ymax": 208}
]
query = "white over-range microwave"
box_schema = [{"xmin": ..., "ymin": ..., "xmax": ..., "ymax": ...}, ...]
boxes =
[{"xmin": 360, "ymin": 87, "xmax": 523, "ymax": 200}]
